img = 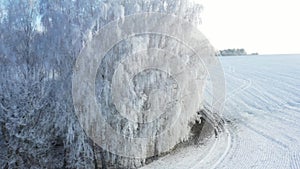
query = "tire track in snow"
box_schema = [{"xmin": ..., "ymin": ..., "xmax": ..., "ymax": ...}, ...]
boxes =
[
  {"xmin": 223, "ymin": 70, "xmax": 298, "ymax": 145},
  {"xmin": 212, "ymin": 123, "xmax": 241, "ymax": 169},
  {"xmin": 240, "ymin": 120, "xmax": 288, "ymax": 149},
  {"xmin": 140, "ymin": 128, "xmax": 233, "ymax": 169},
  {"xmin": 141, "ymin": 55, "xmax": 300, "ymax": 169},
  {"xmin": 224, "ymin": 76, "xmax": 252, "ymax": 103},
  {"xmin": 224, "ymin": 75, "xmax": 298, "ymax": 148},
  {"xmin": 190, "ymin": 125, "xmax": 233, "ymax": 169},
  {"xmin": 234, "ymin": 95, "xmax": 300, "ymax": 144},
  {"xmin": 290, "ymin": 151, "xmax": 300, "ymax": 169},
  {"xmin": 216, "ymin": 55, "xmax": 300, "ymax": 168}
]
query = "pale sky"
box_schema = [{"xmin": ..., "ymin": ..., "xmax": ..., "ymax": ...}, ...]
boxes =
[{"xmin": 195, "ymin": 0, "xmax": 300, "ymax": 54}]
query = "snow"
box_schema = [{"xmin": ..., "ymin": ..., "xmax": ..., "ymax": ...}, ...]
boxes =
[
  {"xmin": 141, "ymin": 54, "xmax": 300, "ymax": 169},
  {"xmin": 34, "ymin": 15, "xmax": 45, "ymax": 33}
]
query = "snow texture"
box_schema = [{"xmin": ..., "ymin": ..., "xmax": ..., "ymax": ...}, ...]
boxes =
[
  {"xmin": 140, "ymin": 54, "xmax": 300, "ymax": 169},
  {"xmin": 217, "ymin": 54, "xmax": 300, "ymax": 169}
]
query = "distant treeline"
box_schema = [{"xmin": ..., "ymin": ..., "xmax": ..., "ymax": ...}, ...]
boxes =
[{"xmin": 216, "ymin": 48, "xmax": 259, "ymax": 56}]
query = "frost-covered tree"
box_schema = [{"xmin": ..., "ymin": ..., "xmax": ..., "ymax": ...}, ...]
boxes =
[{"xmin": 0, "ymin": 0, "xmax": 204, "ymax": 168}]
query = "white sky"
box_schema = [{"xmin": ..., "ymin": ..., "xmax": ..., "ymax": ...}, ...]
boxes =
[{"xmin": 195, "ymin": 0, "xmax": 300, "ymax": 54}]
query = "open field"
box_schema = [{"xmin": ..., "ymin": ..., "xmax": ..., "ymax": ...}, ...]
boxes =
[{"xmin": 142, "ymin": 54, "xmax": 300, "ymax": 169}]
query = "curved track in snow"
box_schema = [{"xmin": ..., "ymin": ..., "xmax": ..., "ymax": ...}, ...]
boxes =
[
  {"xmin": 216, "ymin": 54, "xmax": 300, "ymax": 169},
  {"xmin": 141, "ymin": 54, "xmax": 300, "ymax": 169}
]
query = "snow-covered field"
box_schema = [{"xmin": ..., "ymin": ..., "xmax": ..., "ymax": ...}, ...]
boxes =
[{"xmin": 141, "ymin": 54, "xmax": 300, "ymax": 169}]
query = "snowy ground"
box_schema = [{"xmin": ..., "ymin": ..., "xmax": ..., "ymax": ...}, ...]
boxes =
[{"xmin": 141, "ymin": 54, "xmax": 300, "ymax": 169}]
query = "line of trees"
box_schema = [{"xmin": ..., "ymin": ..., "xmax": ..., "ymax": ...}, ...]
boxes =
[{"xmin": 216, "ymin": 48, "xmax": 259, "ymax": 56}]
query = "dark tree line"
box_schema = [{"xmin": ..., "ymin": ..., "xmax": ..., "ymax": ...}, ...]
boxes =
[
  {"xmin": 219, "ymin": 48, "xmax": 247, "ymax": 56},
  {"xmin": 217, "ymin": 48, "xmax": 259, "ymax": 56}
]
